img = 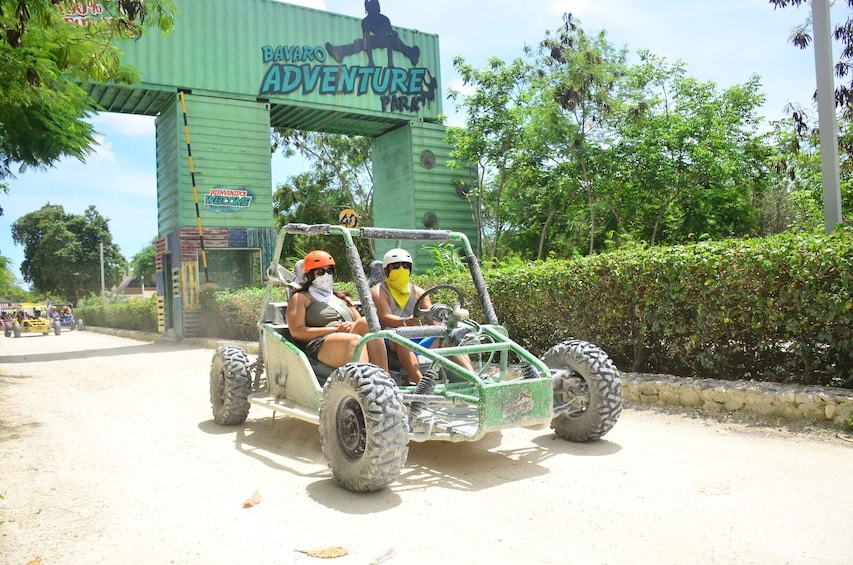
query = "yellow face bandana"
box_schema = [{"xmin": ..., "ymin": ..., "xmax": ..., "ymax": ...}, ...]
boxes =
[{"xmin": 386, "ymin": 266, "xmax": 411, "ymax": 310}]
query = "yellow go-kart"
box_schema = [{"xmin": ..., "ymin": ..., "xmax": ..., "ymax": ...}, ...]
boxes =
[{"xmin": 5, "ymin": 303, "xmax": 62, "ymax": 337}]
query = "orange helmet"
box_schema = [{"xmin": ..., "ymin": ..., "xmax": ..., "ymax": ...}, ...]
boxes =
[{"xmin": 303, "ymin": 250, "xmax": 335, "ymax": 271}]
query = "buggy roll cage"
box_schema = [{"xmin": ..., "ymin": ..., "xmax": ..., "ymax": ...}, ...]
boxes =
[{"xmin": 262, "ymin": 223, "xmax": 551, "ymax": 384}]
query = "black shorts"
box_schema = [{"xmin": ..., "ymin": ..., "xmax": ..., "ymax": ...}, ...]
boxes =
[{"xmin": 304, "ymin": 335, "xmax": 326, "ymax": 359}]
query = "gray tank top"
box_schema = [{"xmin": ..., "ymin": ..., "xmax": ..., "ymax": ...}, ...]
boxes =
[{"xmin": 377, "ymin": 281, "xmax": 416, "ymax": 317}]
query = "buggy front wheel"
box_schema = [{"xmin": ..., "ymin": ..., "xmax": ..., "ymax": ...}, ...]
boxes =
[
  {"xmin": 319, "ymin": 363, "xmax": 408, "ymax": 492},
  {"xmin": 543, "ymin": 340, "xmax": 622, "ymax": 442}
]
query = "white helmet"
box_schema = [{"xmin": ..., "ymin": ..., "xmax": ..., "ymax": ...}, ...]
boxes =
[{"xmin": 382, "ymin": 248, "xmax": 413, "ymax": 268}]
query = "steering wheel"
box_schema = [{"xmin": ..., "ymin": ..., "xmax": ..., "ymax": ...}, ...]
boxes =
[{"xmin": 413, "ymin": 284, "xmax": 465, "ymax": 324}]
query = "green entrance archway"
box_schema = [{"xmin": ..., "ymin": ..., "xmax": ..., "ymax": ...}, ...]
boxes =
[{"xmin": 76, "ymin": 0, "xmax": 475, "ymax": 336}]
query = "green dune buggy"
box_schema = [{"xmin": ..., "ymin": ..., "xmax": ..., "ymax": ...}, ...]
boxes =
[{"xmin": 209, "ymin": 223, "xmax": 622, "ymax": 492}]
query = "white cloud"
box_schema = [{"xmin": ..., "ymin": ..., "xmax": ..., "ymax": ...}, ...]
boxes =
[
  {"xmin": 86, "ymin": 136, "xmax": 117, "ymax": 165},
  {"xmin": 91, "ymin": 113, "xmax": 155, "ymax": 137}
]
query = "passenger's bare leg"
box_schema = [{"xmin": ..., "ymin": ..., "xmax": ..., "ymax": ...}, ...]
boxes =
[
  {"xmin": 317, "ymin": 333, "xmax": 363, "ymax": 367},
  {"xmin": 366, "ymin": 338, "xmax": 389, "ymax": 370},
  {"xmin": 351, "ymin": 318, "xmax": 388, "ymax": 370}
]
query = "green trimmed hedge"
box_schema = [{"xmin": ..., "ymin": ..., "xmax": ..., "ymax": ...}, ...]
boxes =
[
  {"xmin": 89, "ymin": 230, "xmax": 852, "ymax": 388},
  {"xmin": 76, "ymin": 298, "xmax": 158, "ymax": 333},
  {"xmin": 199, "ymin": 286, "xmax": 288, "ymax": 341},
  {"xmin": 484, "ymin": 229, "xmax": 852, "ymax": 387}
]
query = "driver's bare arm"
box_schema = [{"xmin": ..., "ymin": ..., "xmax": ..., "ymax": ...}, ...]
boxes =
[{"xmin": 371, "ymin": 285, "xmax": 402, "ymax": 327}]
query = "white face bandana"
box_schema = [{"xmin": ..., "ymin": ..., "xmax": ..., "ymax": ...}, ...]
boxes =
[{"xmin": 308, "ymin": 273, "xmax": 334, "ymax": 302}]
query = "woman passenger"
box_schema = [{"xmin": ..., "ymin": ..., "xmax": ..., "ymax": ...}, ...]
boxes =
[{"xmin": 285, "ymin": 250, "xmax": 388, "ymax": 370}]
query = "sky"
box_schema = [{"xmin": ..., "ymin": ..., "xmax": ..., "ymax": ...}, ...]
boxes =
[{"xmin": 0, "ymin": 0, "xmax": 845, "ymax": 289}]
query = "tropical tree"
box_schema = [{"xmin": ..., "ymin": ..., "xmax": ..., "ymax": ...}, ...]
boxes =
[
  {"xmin": 130, "ymin": 242, "xmax": 156, "ymax": 286},
  {"xmin": 604, "ymin": 53, "xmax": 771, "ymax": 245},
  {"xmin": 271, "ymin": 129, "xmax": 375, "ymax": 271},
  {"xmin": 446, "ymin": 14, "xmax": 782, "ymax": 259},
  {"xmin": 521, "ymin": 13, "xmax": 628, "ymax": 256},
  {"xmin": 272, "ymin": 129, "xmax": 373, "ymax": 224},
  {"xmin": 0, "ymin": 0, "xmax": 175, "ymax": 194},
  {"xmin": 11, "ymin": 204, "xmax": 126, "ymax": 302},
  {"xmin": 0, "ymin": 255, "xmax": 30, "ymax": 301},
  {"xmin": 446, "ymin": 56, "xmax": 532, "ymax": 258}
]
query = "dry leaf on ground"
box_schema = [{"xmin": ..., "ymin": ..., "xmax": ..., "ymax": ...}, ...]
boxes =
[
  {"xmin": 242, "ymin": 490, "xmax": 262, "ymax": 508},
  {"xmin": 295, "ymin": 546, "xmax": 349, "ymax": 559}
]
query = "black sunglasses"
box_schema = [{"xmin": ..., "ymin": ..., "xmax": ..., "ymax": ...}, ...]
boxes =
[
  {"xmin": 312, "ymin": 266, "xmax": 335, "ymax": 277},
  {"xmin": 387, "ymin": 262, "xmax": 412, "ymax": 271}
]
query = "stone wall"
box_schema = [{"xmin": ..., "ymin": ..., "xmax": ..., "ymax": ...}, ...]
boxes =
[{"xmin": 623, "ymin": 373, "xmax": 853, "ymax": 430}]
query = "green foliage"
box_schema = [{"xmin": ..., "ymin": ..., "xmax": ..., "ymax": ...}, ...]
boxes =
[
  {"xmin": 485, "ymin": 229, "xmax": 853, "ymax": 387},
  {"xmin": 130, "ymin": 242, "xmax": 156, "ymax": 284},
  {"xmin": 423, "ymin": 243, "xmax": 467, "ymax": 275},
  {"xmin": 199, "ymin": 286, "xmax": 288, "ymax": 341},
  {"xmin": 446, "ymin": 55, "xmax": 533, "ymax": 258},
  {"xmin": 0, "ymin": 255, "xmax": 30, "ymax": 300},
  {"xmin": 446, "ymin": 13, "xmax": 818, "ymax": 261},
  {"xmin": 607, "ymin": 55, "xmax": 770, "ymax": 245},
  {"xmin": 271, "ymin": 130, "xmax": 375, "ymax": 263},
  {"xmin": 0, "ymin": 1, "xmax": 175, "ymax": 179},
  {"xmin": 76, "ymin": 296, "xmax": 157, "ymax": 332},
  {"xmin": 11, "ymin": 204, "xmax": 127, "ymax": 302}
]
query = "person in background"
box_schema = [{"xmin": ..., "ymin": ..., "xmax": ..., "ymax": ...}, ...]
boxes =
[{"xmin": 286, "ymin": 250, "xmax": 388, "ymax": 370}]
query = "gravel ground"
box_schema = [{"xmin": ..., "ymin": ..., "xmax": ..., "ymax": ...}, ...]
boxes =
[{"xmin": 1, "ymin": 330, "xmax": 851, "ymax": 565}]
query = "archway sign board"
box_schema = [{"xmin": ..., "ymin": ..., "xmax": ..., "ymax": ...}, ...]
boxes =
[{"xmin": 72, "ymin": 0, "xmax": 476, "ymax": 336}]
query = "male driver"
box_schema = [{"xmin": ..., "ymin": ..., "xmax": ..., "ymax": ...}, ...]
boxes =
[{"xmin": 371, "ymin": 248, "xmax": 472, "ymax": 385}]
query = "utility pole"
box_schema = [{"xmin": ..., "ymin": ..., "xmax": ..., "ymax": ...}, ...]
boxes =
[
  {"xmin": 100, "ymin": 241, "xmax": 105, "ymax": 296},
  {"xmin": 812, "ymin": 0, "xmax": 844, "ymax": 233}
]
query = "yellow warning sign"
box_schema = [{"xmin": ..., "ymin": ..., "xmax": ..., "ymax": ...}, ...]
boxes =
[{"xmin": 339, "ymin": 208, "xmax": 358, "ymax": 228}]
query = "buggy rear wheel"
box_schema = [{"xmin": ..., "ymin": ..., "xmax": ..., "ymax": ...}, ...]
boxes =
[
  {"xmin": 319, "ymin": 363, "xmax": 408, "ymax": 492},
  {"xmin": 13, "ymin": 323, "xmax": 21, "ymax": 338},
  {"xmin": 543, "ymin": 340, "xmax": 622, "ymax": 442},
  {"xmin": 53, "ymin": 321, "xmax": 61, "ymax": 335},
  {"xmin": 209, "ymin": 345, "xmax": 252, "ymax": 425}
]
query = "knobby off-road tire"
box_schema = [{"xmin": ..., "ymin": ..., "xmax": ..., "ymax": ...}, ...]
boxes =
[
  {"xmin": 13, "ymin": 323, "xmax": 21, "ymax": 338},
  {"xmin": 53, "ymin": 322, "xmax": 61, "ymax": 335},
  {"xmin": 543, "ymin": 340, "xmax": 622, "ymax": 442},
  {"xmin": 319, "ymin": 363, "xmax": 409, "ymax": 492},
  {"xmin": 209, "ymin": 345, "xmax": 252, "ymax": 425}
]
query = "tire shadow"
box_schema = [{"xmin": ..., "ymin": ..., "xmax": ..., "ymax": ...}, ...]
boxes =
[
  {"xmin": 395, "ymin": 431, "xmax": 622, "ymax": 492},
  {"xmin": 199, "ymin": 415, "xmax": 406, "ymax": 511},
  {"xmin": 204, "ymin": 413, "xmax": 623, "ymax": 509},
  {"xmin": 199, "ymin": 415, "xmax": 328, "ymax": 476}
]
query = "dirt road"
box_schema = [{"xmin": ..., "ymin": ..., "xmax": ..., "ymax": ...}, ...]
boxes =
[{"xmin": 1, "ymin": 331, "xmax": 851, "ymax": 565}]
